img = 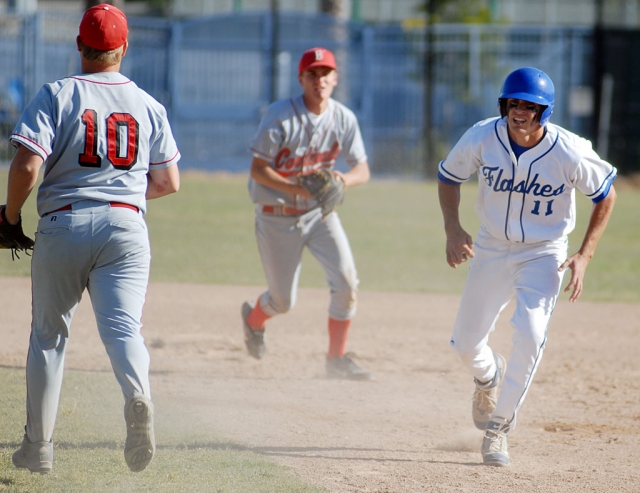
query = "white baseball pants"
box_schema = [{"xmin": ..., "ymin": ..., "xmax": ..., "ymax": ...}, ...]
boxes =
[{"xmin": 450, "ymin": 227, "xmax": 567, "ymax": 428}]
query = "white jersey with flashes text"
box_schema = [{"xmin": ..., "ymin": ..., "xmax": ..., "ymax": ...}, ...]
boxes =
[{"xmin": 438, "ymin": 117, "xmax": 617, "ymax": 244}]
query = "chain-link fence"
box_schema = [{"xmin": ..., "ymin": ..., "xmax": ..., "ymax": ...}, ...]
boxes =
[{"xmin": 0, "ymin": 11, "xmax": 593, "ymax": 176}]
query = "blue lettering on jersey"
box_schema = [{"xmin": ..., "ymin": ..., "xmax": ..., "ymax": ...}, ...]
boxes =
[{"xmin": 482, "ymin": 166, "xmax": 565, "ymax": 197}]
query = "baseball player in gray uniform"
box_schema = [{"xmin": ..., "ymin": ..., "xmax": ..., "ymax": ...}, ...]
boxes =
[
  {"xmin": 242, "ymin": 47, "xmax": 372, "ymax": 380},
  {"xmin": 438, "ymin": 67, "xmax": 617, "ymax": 466},
  {"xmin": 8, "ymin": 4, "xmax": 180, "ymax": 474}
]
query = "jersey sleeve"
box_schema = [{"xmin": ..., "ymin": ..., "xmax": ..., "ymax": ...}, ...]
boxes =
[
  {"xmin": 573, "ymin": 143, "xmax": 617, "ymax": 203},
  {"xmin": 438, "ymin": 124, "xmax": 484, "ymax": 184},
  {"xmin": 10, "ymin": 84, "xmax": 56, "ymax": 160},
  {"xmin": 249, "ymin": 103, "xmax": 286, "ymax": 161},
  {"xmin": 148, "ymin": 102, "xmax": 180, "ymax": 170},
  {"xmin": 341, "ymin": 114, "xmax": 367, "ymax": 166}
]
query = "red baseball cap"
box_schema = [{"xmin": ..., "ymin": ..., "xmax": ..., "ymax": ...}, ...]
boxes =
[
  {"xmin": 298, "ymin": 47, "xmax": 338, "ymax": 74},
  {"xmin": 79, "ymin": 4, "xmax": 128, "ymax": 51}
]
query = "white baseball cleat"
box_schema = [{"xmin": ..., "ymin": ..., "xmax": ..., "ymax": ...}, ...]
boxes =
[
  {"xmin": 326, "ymin": 353, "xmax": 373, "ymax": 380},
  {"xmin": 472, "ymin": 353, "xmax": 506, "ymax": 430},
  {"xmin": 481, "ymin": 418, "xmax": 510, "ymax": 466}
]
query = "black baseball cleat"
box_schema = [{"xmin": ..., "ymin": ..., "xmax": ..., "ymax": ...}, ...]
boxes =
[
  {"xmin": 326, "ymin": 353, "xmax": 373, "ymax": 380},
  {"xmin": 242, "ymin": 301, "xmax": 267, "ymax": 359}
]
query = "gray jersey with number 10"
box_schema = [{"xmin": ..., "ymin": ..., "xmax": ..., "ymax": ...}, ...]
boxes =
[{"xmin": 11, "ymin": 71, "xmax": 180, "ymax": 217}]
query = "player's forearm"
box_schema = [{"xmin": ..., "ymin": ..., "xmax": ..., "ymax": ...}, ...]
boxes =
[
  {"xmin": 340, "ymin": 161, "xmax": 370, "ymax": 188},
  {"xmin": 146, "ymin": 165, "xmax": 180, "ymax": 200},
  {"xmin": 6, "ymin": 145, "xmax": 43, "ymax": 224},
  {"xmin": 438, "ymin": 180, "xmax": 464, "ymax": 234},
  {"xmin": 251, "ymin": 158, "xmax": 308, "ymax": 196},
  {"xmin": 576, "ymin": 185, "xmax": 617, "ymax": 260}
]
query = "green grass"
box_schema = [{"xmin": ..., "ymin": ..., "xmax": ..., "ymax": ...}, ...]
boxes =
[
  {"xmin": 0, "ymin": 170, "xmax": 638, "ymax": 301},
  {"xmin": 575, "ymin": 184, "xmax": 640, "ymax": 302},
  {"xmin": 0, "ymin": 369, "xmax": 321, "ymax": 492}
]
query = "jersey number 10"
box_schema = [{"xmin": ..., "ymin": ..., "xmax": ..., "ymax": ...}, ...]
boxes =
[{"xmin": 78, "ymin": 109, "xmax": 139, "ymax": 171}]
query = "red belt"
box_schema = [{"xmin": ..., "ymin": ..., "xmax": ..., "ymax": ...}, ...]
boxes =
[
  {"xmin": 261, "ymin": 205, "xmax": 308, "ymax": 216},
  {"xmin": 46, "ymin": 202, "xmax": 139, "ymax": 216}
]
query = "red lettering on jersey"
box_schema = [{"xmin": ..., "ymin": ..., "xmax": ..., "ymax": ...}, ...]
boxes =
[
  {"xmin": 78, "ymin": 110, "xmax": 140, "ymax": 171},
  {"xmin": 274, "ymin": 142, "xmax": 341, "ymax": 176},
  {"xmin": 78, "ymin": 109, "xmax": 102, "ymax": 167},
  {"xmin": 275, "ymin": 148, "xmax": 291, "ymax": 169},
  {"xmin": 107, "ymin": 113, "xmax": 139, "ymax": 170}
]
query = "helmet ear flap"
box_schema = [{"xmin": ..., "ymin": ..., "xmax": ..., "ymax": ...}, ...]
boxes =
[
  {"xmin": 499, "ymin": 99, "xmax": 508, "ymax": 118},
  {"xmin": 536, "ymin": 106, "xmax": 548, "ymax": 124}
]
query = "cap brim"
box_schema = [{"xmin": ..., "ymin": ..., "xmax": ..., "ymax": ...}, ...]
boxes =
[{"xmin": 300, "ymin": 62, "xmax": 338, "ymax": 73}]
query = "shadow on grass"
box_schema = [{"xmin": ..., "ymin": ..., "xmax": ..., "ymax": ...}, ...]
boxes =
[{"xmin": 2, "ymin": 438, "xmax": 478, "ymax": 465}]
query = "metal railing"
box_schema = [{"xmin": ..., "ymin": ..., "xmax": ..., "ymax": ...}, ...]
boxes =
[{"xmin": 0, "ymin": 11, "xmax": 593, "ymax": 176}]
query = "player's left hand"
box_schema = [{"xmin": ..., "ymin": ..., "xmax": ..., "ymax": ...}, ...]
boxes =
[
  {"xmin": 299, "ymin": 169, "xmax": 345, "ymax": 217},
  {"xmin": 558, "ymin": 253, "xmax": 590, "ymax": 302},
  {"xmin": 0, "ymin": 205, "xmax": 35, "ymax": 259}
]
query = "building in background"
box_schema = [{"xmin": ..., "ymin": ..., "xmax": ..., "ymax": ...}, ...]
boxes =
[
  {"xmin": 166, "ymin": 0, "xmax": 640, "ymax": 26},
  {"xmin": 1, "ymin": 1, "xmax": 639, "ymax": 173},
  {"xmin": 5, "ymin": 0, "xmax": 640, "ymax": 27}
]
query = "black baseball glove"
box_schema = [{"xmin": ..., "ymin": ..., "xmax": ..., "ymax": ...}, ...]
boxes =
[
  {"xmin": 0, "ymin": 205, "xmax": 35, "ymax": 259},
  {"xmin": 299, "ymin": 169, "xmax": 345, "ymax": 217}
]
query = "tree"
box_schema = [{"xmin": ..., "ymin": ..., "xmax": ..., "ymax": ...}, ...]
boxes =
[
  {"xmin": 85, "ymin": 0, "xmax": 125, "ymax": 10},
  {"xmin": 319, "ymin": 0, "xmax": 350, "ymax": 19},
  {"xmin": 419, "ymin": 0, "xmax": 492, "ymax": 24},
  {"xmin": 317, "ymin": 0, "xmax": 350, "ymax": 102}
]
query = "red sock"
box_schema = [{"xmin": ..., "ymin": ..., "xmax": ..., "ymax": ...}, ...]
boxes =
[
  {"xmin": 327, "ymin": 318, "xmax": 351, "ymax": 359},
  {"xmin": 247, "ymin": 298, "xmax": 270, "ymax": 330}
]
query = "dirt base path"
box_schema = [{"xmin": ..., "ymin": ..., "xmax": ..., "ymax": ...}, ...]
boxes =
[{"xmin": 1, "ymin": 277, "xmax": 639, "ymax": 492}]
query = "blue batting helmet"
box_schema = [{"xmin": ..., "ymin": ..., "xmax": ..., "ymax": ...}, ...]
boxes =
[{"xmin": 498, "ymin": 67, "xmax": 555, "ymax": 125}]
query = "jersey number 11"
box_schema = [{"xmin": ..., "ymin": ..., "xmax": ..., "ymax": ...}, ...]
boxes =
[{"xmin": 531, "ymin": 199, "xmax": 554, "ymax": 216}]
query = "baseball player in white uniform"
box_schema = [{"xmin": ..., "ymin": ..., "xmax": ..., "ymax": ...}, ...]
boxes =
[
  {"xmin": 438, "ymin": 67, "xmax": 617, "ymax": 466},
  {"xmin": 8, "ymin": 4, "xmax": 180, "ymax": 474},
  {"xmin": 242, "ymin": 47, "xmax": 372, "ymax": 380}
]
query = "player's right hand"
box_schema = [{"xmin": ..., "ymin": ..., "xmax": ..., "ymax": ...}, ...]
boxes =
[{"xmin": 444, "ymin": 228, "xmax": 474, "ymax": 268}]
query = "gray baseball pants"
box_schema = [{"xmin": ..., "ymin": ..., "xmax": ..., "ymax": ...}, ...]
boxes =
[{"xmin": 25, "ymin": 200, "xmax": 151, "ymax": 442}]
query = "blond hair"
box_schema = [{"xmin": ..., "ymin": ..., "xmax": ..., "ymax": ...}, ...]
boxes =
[{"xmin": 79, "ymin": 40, "xmax": 124, "ymax": 65}]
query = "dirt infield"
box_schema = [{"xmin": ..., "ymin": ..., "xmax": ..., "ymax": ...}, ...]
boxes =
[{"xmin": 1, "ymin": 277, "xmax": 639, "ymax": 492}]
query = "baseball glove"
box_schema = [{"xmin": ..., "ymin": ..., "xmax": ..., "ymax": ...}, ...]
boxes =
[
  {"xmin": 0, "ymin": 205, "xmax": 35, "ymax": 259},
  {"xmin": 299, "ymin": 169, "xmax": 345, "ymax": 217}
]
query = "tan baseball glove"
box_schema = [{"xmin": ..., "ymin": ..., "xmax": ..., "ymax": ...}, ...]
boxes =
[{"xmin": 299, "ymin": 169, "xmax": 345, "ymax": 217}]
